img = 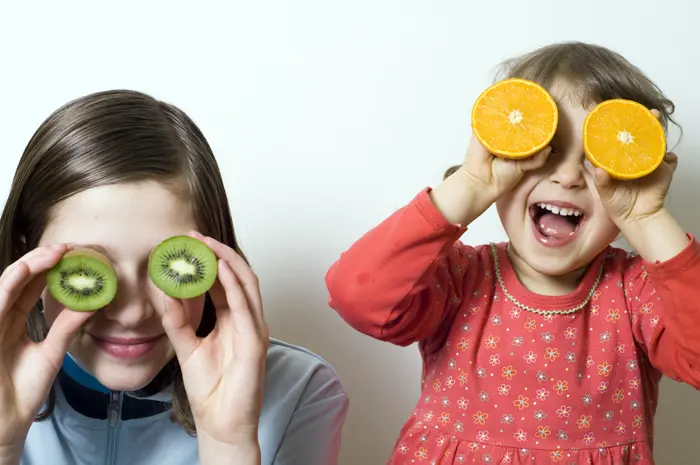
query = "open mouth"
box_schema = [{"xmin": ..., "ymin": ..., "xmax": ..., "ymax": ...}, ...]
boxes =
[{"xmin": 529, "ymin": 202, "xmax": 586, "ymax": 247}]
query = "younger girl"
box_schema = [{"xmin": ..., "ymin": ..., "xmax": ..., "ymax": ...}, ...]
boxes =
[
  {"xmin": 0, "ymin": 89, "xmax": 348, "ymax": 465},
  {"xmin": 326, "ymin": 41, "xmax": 700, "ymax": 464}
]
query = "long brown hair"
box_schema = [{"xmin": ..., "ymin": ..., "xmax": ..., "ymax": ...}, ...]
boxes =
[
  {"xmin": 0, "ymin": 89, "xmax": 247, "ymax": 434},
  {"xmin": 444, "ymin": 41, "xmax": 680, "ymax": 179}
]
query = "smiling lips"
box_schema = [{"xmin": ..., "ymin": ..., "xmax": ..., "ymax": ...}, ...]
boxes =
[
  {"xmin": 90, "ymin": 334, "xmax": 164, "ymax": 360},
  {"xmin": 529, "ymin": 201, "xmax": 586, "ymax": 247}
]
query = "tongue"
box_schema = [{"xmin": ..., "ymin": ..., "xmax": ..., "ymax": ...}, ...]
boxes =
[{"xmin": 537, "ymin": 212, "xmax": 576, "ymax": 238}]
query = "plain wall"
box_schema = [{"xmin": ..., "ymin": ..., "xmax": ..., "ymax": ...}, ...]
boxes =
[{"xmin": 1, "ymin": 1, "xmax": 699, "ymax": 463}]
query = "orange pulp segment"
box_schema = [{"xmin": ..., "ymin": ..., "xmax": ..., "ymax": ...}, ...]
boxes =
[
  {"xmin": 583, "ymin": 99, "xmax": 666, "ymax": 180},
  {"xmin": 471, "ymin": 78, "xmax": 558, "ymax": 159}
]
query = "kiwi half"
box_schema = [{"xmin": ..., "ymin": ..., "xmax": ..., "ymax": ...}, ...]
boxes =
[
  {"xmin": 46, "ymin": 249, "xmax": 118, "ymax": 312},
  {"xmin": 148, "ymin": 235, "xmax": 217, "ymax": 299}
]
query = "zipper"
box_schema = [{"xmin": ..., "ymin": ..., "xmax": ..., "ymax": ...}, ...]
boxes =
[{"xmin": 105, "ymin": 391, "xmax": 123, "ymax": 465}]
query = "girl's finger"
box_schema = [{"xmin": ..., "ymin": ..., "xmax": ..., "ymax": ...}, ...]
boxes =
[
  {"xmin": 160, "ymin": 294, "xmax": 200, "ymax": 366},
  {"xmin": 0, "ymin": 244, "xmax": 67, "ymax": 288},
  {"xmin": 189, "ymin": 232, "xmax": 266, "ymax": 334},
  {"xmin": 41, "ymin": 309, "xmax": 95, "ymax": 366},
  {"xmin": 217, "ymin": 260, "xmax": 258, "ymax": 339},
  {"xmin": 0, "ymin": 246, "xmax": 67, "ymax": 321}
]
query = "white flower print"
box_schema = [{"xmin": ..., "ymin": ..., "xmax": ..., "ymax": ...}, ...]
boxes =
[
  {"xmin": 533, "ymin": 409, "xmax": 547, "ymax": 421},
  {"xmin": 501, "ymin": 413, "xmax": 514, "ymax": 424},
  {"xmin": 604, "ymin": 411, "xmax": 614, "ymax": 421},
  {"xmin": 514, "ymin": 429, "xmax": 527, "ymax": 442},
  {"xmin": 441, "ymin": 397, "xmax": 450, "ymax": 408},
  {"xmin": 556, "ymin": 405, "xmax": 571, "ymax": 418},
  {"xmin": 616, "ymin": 343, "xmax": 625, "ymax": 355},
  {"xmin": 630, "ymin": 378, "xmax": 641, "ymax": 390},
  {"xmin": 512, "ymin": 336, "xmax": 524, "ymax": 347},
  {"xmin": 650, "ymin": 315, "xmax": 660, "ymax": 328},
  {"xmin": 497, "ymin": 384, "xmax": 511, "ymax": 396},
  {"xmin": 462, "ymin": 322, "xmax": 472, "ymax": 332},
  {"xmin": 600, "ymin": 331, "xmax": 611, "ymax": 343},
  {"xmin": 509, "ymin": 308, "xmax": 521, "ymax": 319},
  {"xmin": 398, "ymin": 443, "xmax": 409, "ymax": 454},
  {"xmin": 581, "ymin": 394, "xmax": 593, "ymax": 406},
  {"xmin": 541, "ymin": 332, "xmax": 555, "ymax": 343},
  {"xmin": 476, "ymin": 430, "xmax": 489, "ymax": 442},
  {"xmin": 566, "ymin": 352, "xmax": 576, "ymax": 363},
  {"xmin": 479, "ymin": 391, "xmax": 489, "ymax": 402},
  {"xmin": 448, "ymin": 358, "xmax": 457, "ymax": 370},
  {"xmin": 557, "ymin": 430, "xmax": 568, "ymax": 441},
  {"xmin": 536, "ymin": 388, "xmax": 550, "ymax": 401},
  {"xmin": 536, "ymin": 371, "xmax": 548, "ymax": 383},
  {"xmin": 488, "ymin": 354, "xmax": 501, "ymax": 366},
  {"xmin": 445, "ymin": 376, "xmax": 456, "ymax": 388},
  {"xmin": 457, "ymin": 397, "xmax": 469, "ymax": 409},
  {"xmin": 543, "ymin": 314, "xmax": 555, "ymax": 323},
  {"xmin": 630, "ymin": 400, "xmax": 640, "ymax": 410},
  {"xmin": 524, "ymin": 351, "xmax": 537, "ymax": 364},
  {"xmin": 627, "ymin": 360, "xmax": 638, "ymax": 371},
  {"xmin": 476, "ymin": 367, "xmax": 487, "ymax": 378},
  {"xmin": 455, "ymin": 420, "xmax": 464, "ymax": 433},
  {"xmin": 491, "ymin": 315, "xmax": 503, "ymax": 326}
]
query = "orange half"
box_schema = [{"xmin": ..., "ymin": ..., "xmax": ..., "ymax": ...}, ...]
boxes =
[
  {"xmin": 583, "ymin": 99, "xmax": 666, "ymax": 180},
  {"xmin": 471, "ymin": 78, "xmax": 558, "ymax": 159}
]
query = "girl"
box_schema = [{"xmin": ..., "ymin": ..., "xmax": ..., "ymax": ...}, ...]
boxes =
[
  {"xmin": 0, "ymin": 89, "xmax": 348, "ymax": 465},
  {"xmin": 326, "ymin": 41, "xmax": 700, "ymax": 464}
]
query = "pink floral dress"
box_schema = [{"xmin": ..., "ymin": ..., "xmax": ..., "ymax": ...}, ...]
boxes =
[{"xmin": 326, "ymin": 188, "xmax": 700, "ymax": 464}]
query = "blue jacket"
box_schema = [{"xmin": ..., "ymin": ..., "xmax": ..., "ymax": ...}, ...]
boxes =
[{"xmin": 21, "ymin": 338, "xmax": 349, "ymax": 465}]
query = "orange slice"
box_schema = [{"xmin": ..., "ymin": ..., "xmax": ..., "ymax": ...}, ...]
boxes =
[
  {"xmin": 583, "ymin": 99, "xmax": 666, "ymax": 180},
  {"xmin": 471, "ymin": 78, "xmax": 558, "ymax": 159}
]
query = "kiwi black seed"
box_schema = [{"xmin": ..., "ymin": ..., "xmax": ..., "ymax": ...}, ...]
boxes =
[
  {"xmin": 148, "ymin": 235, "xmax": 217, "ymax": 299},
  {"xmin": 46, "ymin": 248, "xmax": 118, "ymax": 312}
]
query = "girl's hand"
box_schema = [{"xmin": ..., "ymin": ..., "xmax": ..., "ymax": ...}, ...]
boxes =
[
  {"xmin": 0, "ymin": 245, "xmax": 94, "ymax": 451},
  {"xmin": 593, "ymin": 110, "xmax": 677, "ymax": 225},
  {"xmin": 160, "ymin": 231, "xmax": 270, "ymax": 447},
  {"xmin": 462, "ymin": 134, "xmax": 552, "ymax": 201},
  {"xmin": 430, "ymin": 135, "xmax": 552, "ymax": 226}
]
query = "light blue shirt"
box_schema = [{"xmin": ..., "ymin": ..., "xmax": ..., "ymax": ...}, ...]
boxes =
[{"xmin": 21, "ymin": 338, "xmax": 349, "ymax": 464}]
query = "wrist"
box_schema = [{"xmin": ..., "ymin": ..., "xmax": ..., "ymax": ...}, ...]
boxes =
[
  {"xmin": 430, "ymin": 166, "xmax": 498, "ymax": 226},
  {"xmin": 198, "ymin": 428, "xmax": 261, "ymax": 465},
  {"xmin": 0, "ymin": 444, "xmax": 22, "ymax": 465},
  {"xmin": 619, "ymin": 208, "xmax": 690, "ymax": 263}
]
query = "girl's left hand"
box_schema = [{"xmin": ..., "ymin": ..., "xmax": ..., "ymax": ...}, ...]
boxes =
[
  {"xmin": 159, "ymin": 231, "xmax": 270, "ymax": 446},
  {"xmin": 593, "ymin": 109, "xmax": 678, "ymax": 225}
]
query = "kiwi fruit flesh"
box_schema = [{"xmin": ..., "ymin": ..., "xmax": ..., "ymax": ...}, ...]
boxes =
[
  {"xmin": 46, "ymin": 248, "xmax": 118, "ymax": 312},
  {"xmin": 148, "ymin": 235, "xmax": 217, "ymax": 299}
]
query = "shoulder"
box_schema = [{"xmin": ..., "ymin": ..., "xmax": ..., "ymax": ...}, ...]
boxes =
[{"xmin": 261, "ymin": 337, "xmax": 348, "ymax": 416}]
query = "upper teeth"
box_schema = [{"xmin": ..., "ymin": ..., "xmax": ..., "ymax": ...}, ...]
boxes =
[{"xmin": 537, "ymin": 203, "xmax": 582, "ymax": 216}]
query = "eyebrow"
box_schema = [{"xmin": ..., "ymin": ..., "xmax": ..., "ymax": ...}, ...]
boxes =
[{"xmin": 72, "ymin": 243, "xmax": 116, "ymax": 262}]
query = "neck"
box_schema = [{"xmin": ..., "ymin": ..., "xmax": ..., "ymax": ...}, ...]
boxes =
[{"xmin": 505, "ymin": 244, "xmax": 589, "ymax": 296}]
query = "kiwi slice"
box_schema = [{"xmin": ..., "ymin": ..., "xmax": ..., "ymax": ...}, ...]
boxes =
[
  {"xmin": 46, "ymin": 249, "xmax": 118, "ymax": 312},
  {"xmin": 148, "ymin": 235, "xmax": 217, "ymax": 299}
]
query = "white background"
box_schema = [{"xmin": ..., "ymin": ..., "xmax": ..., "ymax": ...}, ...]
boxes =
[{"xmin": 1, "ymin": 1, "xmax": 699, "ymax": 463}]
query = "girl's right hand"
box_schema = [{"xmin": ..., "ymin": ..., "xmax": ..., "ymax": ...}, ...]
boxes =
[
  {"xmin": 429, "ymin": 135, "xmax": 552, "ymax": 227},
  {"xmin": 462, "ymin": 134, "xmax": 552, "ymax": 200},
  {"xmin": 0, "ymin": 244, "xmax": 94, "ymax": 455}
]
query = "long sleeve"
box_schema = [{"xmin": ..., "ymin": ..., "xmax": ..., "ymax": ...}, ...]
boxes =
[
  {"xmin": 623, "ymin": 235, "xmax": 700, "ymax": 389},
  {"xmin": 325, "ymin": 188, "xmax": 483, "ymax": 351}
]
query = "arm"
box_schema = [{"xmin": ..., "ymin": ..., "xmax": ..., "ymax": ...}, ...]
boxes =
[
  {"xmin": 272, "ymin": 366, "xmax": 349, "ymax": 465},
  {"xmin": 622, "ymin": 211, "xmax": 700, "ymax": 388},
  {"xmin": 325, "ymin": 185, "xmax": 486, "ymax": 350}
]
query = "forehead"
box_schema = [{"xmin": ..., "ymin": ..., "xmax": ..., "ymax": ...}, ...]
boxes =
[{"xmin": 40, "ymin": 181, "xmax": 197, "ymax": 254}]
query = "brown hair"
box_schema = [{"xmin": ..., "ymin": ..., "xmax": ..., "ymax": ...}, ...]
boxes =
[
  {"xmin": 444, "ymin": 41, "xmax": 680, "ymax": 179},
  {"xmin": 0, "ymin": 89, "xmax": 247, "ymax": 434}
]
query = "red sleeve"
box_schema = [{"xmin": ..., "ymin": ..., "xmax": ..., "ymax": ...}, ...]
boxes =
[
  {"xmin": 324, "ymin": 188, "xmax": 483, "ymax": 352},
  {"xmin": 624, "ymin": 235, "xmax": 700, "ymax": 388}
]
